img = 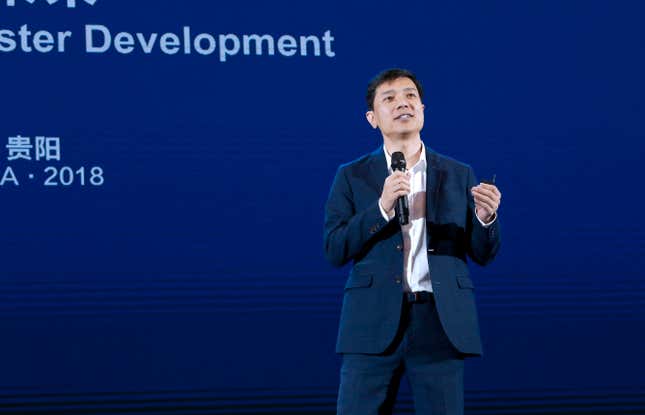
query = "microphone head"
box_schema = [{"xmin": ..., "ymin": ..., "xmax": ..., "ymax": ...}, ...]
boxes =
[{"xmin": 391, "ymin": 151, "xmax": 406, "ymax": 171}]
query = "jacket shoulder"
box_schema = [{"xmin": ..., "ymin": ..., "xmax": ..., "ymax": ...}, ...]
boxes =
[
  {"xmin": 336, "ymin": 148, "xmax": 380, "ymax": 176},
  {"xmin": 339, "ymin": 150, "xmax": 376, "ymax": 169},
  {"xmin": 429, "ymin": 150, "xmax": 473, "ymax": 175}
]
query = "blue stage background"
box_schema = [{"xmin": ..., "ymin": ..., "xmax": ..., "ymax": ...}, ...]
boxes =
[{"xmin": 2, "ymin": 0, "xmax": 645, "ymax": 413}]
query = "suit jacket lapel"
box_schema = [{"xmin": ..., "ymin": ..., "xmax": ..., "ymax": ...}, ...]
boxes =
[
  {"xmin": 426, "ymin": 148, "xmax": 443, "ymax": 223},
  {"xmin": 366, "ymin": 146, "xmax": 388, "ymax": 196}
]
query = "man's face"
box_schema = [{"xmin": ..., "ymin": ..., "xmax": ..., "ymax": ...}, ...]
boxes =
[{"xmin": 366, "ymin": 77, "xmax": 425, "ymax": 139}]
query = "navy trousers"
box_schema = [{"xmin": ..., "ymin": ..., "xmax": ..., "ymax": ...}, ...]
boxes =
[{"xmin": 337, "ymin": 295, "xmax": 465, "ymax": 415}]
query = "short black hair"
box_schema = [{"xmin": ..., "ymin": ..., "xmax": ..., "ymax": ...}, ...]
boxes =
[{"xmin": 366, "ymin": 68, "xmax": 424, "ymax": 111}]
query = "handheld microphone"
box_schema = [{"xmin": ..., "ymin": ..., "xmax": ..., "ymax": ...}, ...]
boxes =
[{"xmin": 390, "ymin": 152, "xmax": 409, "ymax": 226}]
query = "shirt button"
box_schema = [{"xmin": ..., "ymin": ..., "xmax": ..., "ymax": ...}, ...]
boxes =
[
  {"xmin": 396, "ymin": 244, "xmax": 402, "ymax": 251},
  {"xmin": 395, "ymin": 276, "xmax": 402, "ymax": 284}
]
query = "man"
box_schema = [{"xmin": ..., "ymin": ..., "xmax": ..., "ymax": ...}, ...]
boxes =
[{"xmin": 323, "ymin": 68, "xmax": 501, "ymax": 414}]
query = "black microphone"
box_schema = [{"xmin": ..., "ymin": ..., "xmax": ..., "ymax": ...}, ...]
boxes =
[{"xmin": 390, "ymin": 152, "xmax": 409, "ymax": 226}]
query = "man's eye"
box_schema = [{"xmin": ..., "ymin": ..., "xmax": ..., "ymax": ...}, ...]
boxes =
[
  {"xmin": 384, "ymin": 96, "xmax": 394, "ymax": 102},
  {"xmin": 407, "ymin": 93, "xmax": 417, "ymax": 98}
]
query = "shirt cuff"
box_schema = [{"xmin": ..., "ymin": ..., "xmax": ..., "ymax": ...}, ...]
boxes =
[
  {"xmin": 378, "ymin": 198, "xmax": 394, "ymax": 221},
  {"xmin": 476, "ymin": 210, "xmax": 497, "ymax": 228}
]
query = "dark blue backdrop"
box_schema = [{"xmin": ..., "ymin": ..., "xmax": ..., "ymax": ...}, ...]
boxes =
[{"xmin": 2, "ymin": 0, "xmax": 644, "ymax": 413}]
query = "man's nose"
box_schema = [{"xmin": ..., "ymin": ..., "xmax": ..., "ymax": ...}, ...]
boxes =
[{"xmin": 396, "ymin": 98, "xmax": 410, "ymax": 109}]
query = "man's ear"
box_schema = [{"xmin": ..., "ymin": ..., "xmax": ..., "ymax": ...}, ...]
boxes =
[{"xmin": 366, "ymin": 111, "xmax": 378, "ymax": 129}]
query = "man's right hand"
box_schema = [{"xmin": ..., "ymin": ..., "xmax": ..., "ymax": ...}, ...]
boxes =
[{"xmin": 379, "ymin": 170, "xmax": 410, "ymax": 217}]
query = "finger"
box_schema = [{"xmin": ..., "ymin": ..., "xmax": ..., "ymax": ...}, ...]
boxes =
[
  {"xmin": 392, "ymin": 184, "xmax": 411, "ymax": 194},
  {"xmin": 396, "ymin": 174, "xmax": 410, "ymax": 183},
  {"xmin": 473, "ymin": 191, "xmax": 497, "ymax": 206},
  {"xmin": 473, "ymin": 189, "xmax": 501, "ymax": 206},
  {"xmin": 393, "ymin": 182, "xmax": 411, "ymax": 191},
  {"xmin": 473, "ymin": 192, "xmax": 499, "ymax": 208},
  {"xmin": 472, "ymin": 186, "xmax": 498, "ymax": 200},
  {"xmin": 478, "ymin": 190, "xmax": 501, "ymax": 208},
  {"xmin": 387, "ymin": 176, "xmax": 408, "ymax": 188},
  {"xmin": 390, "ymin": 170, "xmax": 407, "ymax": 179},
  {"xmin": 391, "ymin": 179, "xmax": 411, "ymax": 189},
  {"xmin": 385, "ymin": 177, "xmax": 400, "ymax": 188},
  {"xmin": 395, "ymin": 180, "xmax": 411, "ymax": 188},
  {"xmin": 479, "ymin": 184, "xmax": 501, "ymax": 198},
  {"xmin": 389, "ymin": 189, "xmax": 410, "ymax": 199},
  {"xmin": 473, "ymin": 194, "xmax": 497, "ymax": 212}
]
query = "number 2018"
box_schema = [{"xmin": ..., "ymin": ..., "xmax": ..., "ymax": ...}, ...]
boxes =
[{"xmin": 43, "ymin": 166, "xmax": 105, "ymax": 186}]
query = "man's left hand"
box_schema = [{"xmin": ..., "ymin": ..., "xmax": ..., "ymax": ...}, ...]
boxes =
[{"xmin": 471, "ymin": 183, "xmax": 501, "ymax": 224}]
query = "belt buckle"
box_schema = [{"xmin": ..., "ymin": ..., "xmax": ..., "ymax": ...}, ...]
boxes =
[
  {"xmin": 407, "ymin": 292, "xmax": 431, "ymax": 303},
  {"xmin": 406, "ymin": 292, "xmax": 420, "ymax": 303}
]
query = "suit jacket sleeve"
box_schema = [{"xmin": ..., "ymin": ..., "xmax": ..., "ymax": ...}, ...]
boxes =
[
  {"xmin": 466, "ymin": 166, "xmax": 501, "ymax": 265},
  {"xmin": 323, "ymin": 166, "xmax": 389, "ymax": 267}
]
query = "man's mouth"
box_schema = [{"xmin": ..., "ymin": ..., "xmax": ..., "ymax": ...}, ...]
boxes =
[{"xmin": 395, "ymin": 113, "xmax": 413, "ymax": 120}]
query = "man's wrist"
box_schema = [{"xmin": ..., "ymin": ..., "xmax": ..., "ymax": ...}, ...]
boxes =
[
  {"xmin": 378, "ymin": 198, "xmax": 395, "ymax": 221},
  {"xmin": 476, "ymin": 208, "xmax": 497, "ymax": 227}
]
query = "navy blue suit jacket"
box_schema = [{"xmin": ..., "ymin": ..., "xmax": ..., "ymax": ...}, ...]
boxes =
[{"xmin": 324, "ymin": 146, "xmax": 500, "ymax": 355}]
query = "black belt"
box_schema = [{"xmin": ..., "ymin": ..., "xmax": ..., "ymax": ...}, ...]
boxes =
[{"xmin": 404, "ymin": 291, "xmax": 434, "ymax": 304}]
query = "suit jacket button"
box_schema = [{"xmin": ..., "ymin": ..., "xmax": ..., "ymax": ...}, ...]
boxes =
[
  {"xmin": 396, "ymin": 244, "xmax": 402, "ymax": 251},
  {"xmin": 395, "ymin": 276, "xmax": 401, "ymax": 284}
]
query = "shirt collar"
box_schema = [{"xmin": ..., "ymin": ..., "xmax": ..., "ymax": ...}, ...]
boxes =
[{"xmin": 383, "ymin": 141, "xmax": 427, "ymax": 173}]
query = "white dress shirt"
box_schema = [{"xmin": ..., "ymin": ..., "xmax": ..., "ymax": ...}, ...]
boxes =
[{"xmin": 379, "ymin": 143, "xmax": 432, "ymax": 293}]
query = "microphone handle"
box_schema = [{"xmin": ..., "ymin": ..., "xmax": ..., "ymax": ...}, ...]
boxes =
[{"xmin": 396, "ymin": 195, "xmax": 409, "ymax": 226}]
